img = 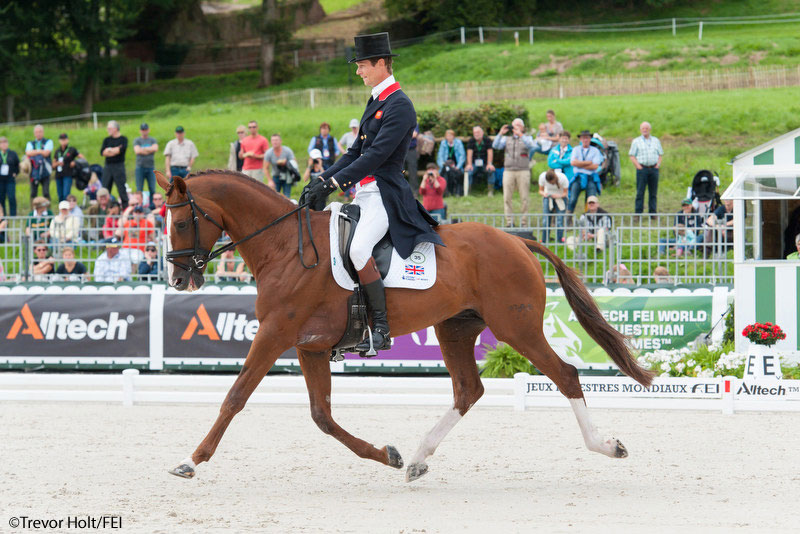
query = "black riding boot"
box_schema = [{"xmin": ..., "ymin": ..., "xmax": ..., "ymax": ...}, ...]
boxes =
[{"xmin": 354, "ymin": 278, "xmax": 391, "ymax": 353}]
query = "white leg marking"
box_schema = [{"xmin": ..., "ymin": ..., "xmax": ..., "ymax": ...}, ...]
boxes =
[
  {"xmin": 569, "ymin": 398, "xmax": 625, "ymax": 458},
  {"xmin": 409, "ymin": 407, "xmax": 462, "ymax": 465},
  {"xmin": 181, "ymin": 456, "xmax": 196, "ymax": 469}
]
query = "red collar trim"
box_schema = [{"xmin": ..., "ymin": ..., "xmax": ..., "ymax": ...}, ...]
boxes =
[{"xmin": 378, "ymin": 82, "xmax": 401, "ymax": 101}]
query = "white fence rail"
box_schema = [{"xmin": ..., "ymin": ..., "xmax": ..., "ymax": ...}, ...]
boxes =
[{"xmin": 2, "ymin": 371, "xmax": 799, "ymax": 414}]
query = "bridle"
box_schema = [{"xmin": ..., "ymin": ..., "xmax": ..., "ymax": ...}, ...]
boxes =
[{"xmin": 164, "ymin": 189, "xmax": 319, "ymax": 280}]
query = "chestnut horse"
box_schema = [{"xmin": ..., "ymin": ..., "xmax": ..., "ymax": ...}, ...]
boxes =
[{"xmin": 156, "ymin": 170, "xmax": 653, "ymax": 482}]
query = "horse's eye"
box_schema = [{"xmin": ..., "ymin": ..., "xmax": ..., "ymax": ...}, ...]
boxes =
[{"xmin": 176, "ymin": 221, "xmax": 188, "ymax": 230}]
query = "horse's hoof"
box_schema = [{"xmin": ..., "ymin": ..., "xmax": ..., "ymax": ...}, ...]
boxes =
[
  {"xmin": 612, "ymin": 439, "xmax": 628, "ymax": 458},
  {"xmin": 168, "ymin": 463, "xmax": 195, "ymax": 479},
  {"xmin": 386, "ymin": 445, "xmax": 404, "ymax": 469},
  {"xmin": 405, "ymin": 462, "xmax": 428, "ymax": 482}
]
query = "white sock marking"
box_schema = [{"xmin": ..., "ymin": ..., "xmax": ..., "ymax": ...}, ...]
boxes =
[
  {"xmin": 180, "ymin": 457, "xmax": 196, "ymax": 469},
  {"xmin": 409, "ymin": 407, "xmax": 462, "ymax": 466},
  {"xmin": 569, "ymin": 398, "xmax": 617, "ymax": 457}
]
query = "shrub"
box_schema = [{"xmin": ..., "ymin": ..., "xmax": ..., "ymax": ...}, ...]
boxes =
[
  {"xmin": 480, "ymin": 343, "xmax": 539, "ymax": 378},
  {"xmin": 417, "ymin": 103, "xmax": 529, "ymax": 137}
]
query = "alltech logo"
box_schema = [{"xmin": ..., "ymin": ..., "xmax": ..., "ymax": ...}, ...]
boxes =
[
  {"xmin": 6, "ymin": 303, "xmax": 133, "ymax": 341},
  {"xmin": 180, "ymin": 304, "xmax": 259, "ymax": 342}
]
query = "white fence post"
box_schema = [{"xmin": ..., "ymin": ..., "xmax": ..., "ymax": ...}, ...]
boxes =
[
  {"xmin": 698, "ymin": 21, "xmax": 703, "ymax": 40},
  {"xmin": 293, "ymin": 50, "xmax": 299, "ymax": 68},
  {"xmin": 122, "ymin": 369, "xmax": 139, "ymax": 407},
  {"xmin": 672, "ymin": 18, "xmax": 676, "ymax": 36},
  {"xmin": 460, "ymin": 26, "xmax": 465, "ymax": 44},
  {"xmin": 722, "ymin": 376, "xmax": 735, "ymax": 415},
  {"xmin": 529, "ymin": 26, "xmax": 534, "ymax": 45},
  {"xmin": 479, "ymin": 26, "xmax": 484, "ymax": 44},
  {"xmin": 309, "ymin": 88, "xmax": 316, "ymax": 109},
  {"xmin": 513, "ymin": 372, "xmax": 528, "ymax": 411},
  {"xmin": 514, "ymin": 31, "xmax": 519, "ymax": 46},
  {"xmin": 92, "ymin": 112, "xmax": 98, "ymax": 130}
]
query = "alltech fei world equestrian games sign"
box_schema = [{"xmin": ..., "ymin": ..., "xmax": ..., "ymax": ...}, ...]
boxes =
[{"xmin": 0, "ymin": 285, "xmax": 729, "ymax": 372}]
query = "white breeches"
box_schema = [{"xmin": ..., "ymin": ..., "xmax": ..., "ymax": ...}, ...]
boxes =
[{"xmin": 349, "ymin": 181, "xmax": 390, "ymax": 271}]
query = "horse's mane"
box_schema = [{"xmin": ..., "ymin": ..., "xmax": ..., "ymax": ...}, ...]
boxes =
[{"xmin": 183, "ymin": 169, "xmax": 295, "ymax": 207}]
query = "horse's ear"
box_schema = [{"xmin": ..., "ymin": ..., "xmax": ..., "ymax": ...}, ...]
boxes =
[
  {"xmin": 155, "ymin": 171, "xmax": 170, "ymax": 191},
  {"xmin": 174, "ymin": 175, "xmax": 187, "ymax": 195}
]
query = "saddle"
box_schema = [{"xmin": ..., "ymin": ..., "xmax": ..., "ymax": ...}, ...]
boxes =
[{"xmin": 330, "ymin": 204, "xmax": 394, "ymax": 361}]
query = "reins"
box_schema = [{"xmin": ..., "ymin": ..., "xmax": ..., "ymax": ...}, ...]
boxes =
[{"xmin": 165, "ymin": 189, "xmax": 319, "ymax": 279}]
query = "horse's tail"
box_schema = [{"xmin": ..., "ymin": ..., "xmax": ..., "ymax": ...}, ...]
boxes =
[{"xmin": 520, "ymin": 238, "xmax": 654, "ymax": 387}]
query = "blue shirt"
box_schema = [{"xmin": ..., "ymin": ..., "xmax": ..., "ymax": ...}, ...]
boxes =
[
  {"xmin": 307, "ymin": 135, "xmax": 341, "ymax": 158},
  {"xmin": 25, "ymin": 139, "xmax": 54, "ymax": 157},
  {"xmin": 436, "ymin": 138, "xmax": 466, "ymax": 170},
  {"xmin": 570, "ymin": 144, "xmax": 604, "ymax": 176}
]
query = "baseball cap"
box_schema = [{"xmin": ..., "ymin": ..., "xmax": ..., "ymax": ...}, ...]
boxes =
[
  {"xmin": 175, "ymin": 125, "xmax": 185, "ymax": 133},
  {"xmin": 682, "ymin": 198, "xmax": 693, "ymax": 206},
  {"xmin": 140, "ymin": 123, "xmax": 149, "ymax": 130},
  {"xmin": 58, "ymin": 133, "xmax": 68, "ymax": 140},
  {"xmin": 97, "ymin": 187, "xmax": 110, "ymax": 197},
  {"xmin": 586, "ymin": 195, "xmax": 599, "ymax": 204},
  {"xmin": 58, "ymin": 200, "xmax": 70, "ymax": 210},
  {"xmin": 349, "ymin": 118, "xmax": 359, "ymax": 128},
  {"xmin": 309, "ymin": 148, "xmax": 323, "ymax": 160},
  {"xmin": 107, "ymin": 238, "xmax": 121, "ymax": 247}
]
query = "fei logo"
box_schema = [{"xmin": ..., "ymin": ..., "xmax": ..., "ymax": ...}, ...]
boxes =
[
  {"xmin": 180, "ymin": 304, "xmax": 259, "ymax": 342},
  {"xmin": 6, "ymin": 303, "xmax": 132, "ymax": 341}
]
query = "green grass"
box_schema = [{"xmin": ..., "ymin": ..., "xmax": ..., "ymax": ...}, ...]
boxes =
[
  {"xmin": 319, "ymin": 0, "xmax": 368, "ymax": 13},
  {"xmin": 3, "ymin": 85, "xmax": 798, "ymax": 216}
]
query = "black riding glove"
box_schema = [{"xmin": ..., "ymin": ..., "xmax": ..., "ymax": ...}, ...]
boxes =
[{"xmin": 303, "ymin": 178, "xmax": 338, "ymax": 211}]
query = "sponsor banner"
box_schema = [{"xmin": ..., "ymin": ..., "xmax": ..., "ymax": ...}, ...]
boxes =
[
  {"xmin": 0, "ymin": 295, "xmax": 149, "ymax": 358},
  {"xmin": 162, "ymin": 294, "xmax": 296, "ymax": 362},
  {"xmin": 541, "ymin": 295, "xmax": 713, "ymax": 365},
  {"xmin": 522, "ymin": 375, "xmax": 722, "ymax": 399},
  {"xmin": 735, "ymin": 379, "xmax": 800, "ymax": 400},
  {"xmin": 345, "ymin": 325, "xmax": 499, "ymax": 362}
]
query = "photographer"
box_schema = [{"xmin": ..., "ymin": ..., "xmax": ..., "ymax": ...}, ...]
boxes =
[
  {"xmin": 303, "ymin": 149, "xmax": 327, "ymax": 210},
  {"xmin": 265, "ymin": 134, "xmax": 298, "ymax": 198},
  {"xmin": 419, "ymin": 163, "xmax": 447, "ymax": 221}
]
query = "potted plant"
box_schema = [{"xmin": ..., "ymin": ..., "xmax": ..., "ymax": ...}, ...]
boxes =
[{"xmin": 741, "ymin": 322, "xmax": 785, "ymax": 379}]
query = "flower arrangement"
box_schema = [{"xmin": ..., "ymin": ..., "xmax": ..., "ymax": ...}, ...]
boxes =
[{"xmin": 742, "ymin": 322, "xmax": 786, "ymax": 347}]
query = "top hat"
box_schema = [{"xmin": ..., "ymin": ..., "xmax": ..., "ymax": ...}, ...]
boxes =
[{"xmin": 349, "ymin": 32, "xmax": 398, "ymax": 63}]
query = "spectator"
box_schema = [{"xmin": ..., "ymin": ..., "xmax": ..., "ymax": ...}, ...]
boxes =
[
  {"xmin": 101, "ymin": 201, "xmax": 121, "ymax": 241},
  {"xmin": 0, "ymin": 204, "xmax": 6, "ymax": 245},
  {"xmin": 465, "ymin": 126, "xmax": 495, "ymax": 196},
  {"xmin": 436, "ymin": 129, "xmax": 466, "ymax": 195},
  {"xmin": 227, "ymin": 125, "xmax": 247, "ymax": 172},
  {"xmin": 53, "ymin": 133, "xmax": 83, "ymax": 202},
  {"xmin": 493, "ymin": 119, "xmax": 536, "ymax": 227},
  {"xmin": 100, "ymin": 120, "xmax": 129, "ymax": 208},
  {"xmin": 538, "ymin": 168, "xmax": 569, "ymax": 243},
  {"xmin": 215, "ymin": 248, "xmax": 242, "ymax": 282},
  {"xmin": 49, "ymin": 200, "xmax": 81, "ymax": 243},
  {"xmin": 547, "ymin": 131, "xmax": 573, "ymax": 182},
  {"xmin": 147, "ymin": 192, "xmax": 166, "ymax": 229},
  {"xmin": 66, "ymin": 194, "xmax": 83, "ymax": 229},
  {"xmin": 94, "ymin": 238, "xmax": 131, "ymax": 282},
  {"xmin": 786, "ymin": 234, "xmax": 800, "ymax": 260},
  {"xmin": 532, "ymin": 123, "xmax": 553, "ymax": 158},
  {"xmin": 239, "ymin": 120, "xmax": 269, "ymax": 183},
  {"xmin": 404, "ymin": 125, "xmax": 420, "ymax": 198},
  {"xmin": 84, "ymin": 169, "xmax": 102, "ymax": 203},
  {"xmin": 704, "ymin": 199, "xmax": 734, "ymax": 255},
  {"xmin": 629, "ymin": 121, "xmax": 664, "ymax": 215},
  {"xmin": 25, "ymin": 124, "xmax": 54, "ymax": 201},
  {"xmin": 236, "ymin": 261, "xmax": 252, "ymax": 283},
  {"xmin": 659, "ymin": 198, "xmax": 704, "ymax": 255},
  {"xmin": 544, "ymin": 110, "xmax": 564, "ymax": 143},
  {"xmin": 164, "ymin": 126, "xmax": 198, "ymax": 180},
  {"xmin": 303, "ymin": 149, "xmax": 326, "ymax": 210},
  {"xmin": 652, "ymin": 266, "xmax": 672, "ymax": 284},
  {"xmin": 307, "ymin": 122, "xmax": 340, "ymax": 170},
  {"xmin": 605, "ymin": 263, "xmax": 633, "ymax": 284},
  {"xmin": 31, "ymin": 243, "xmax": 54, "ymax": 281},
  {"xmin": 579, "ymin": 195, "xmax": 612, "ymax": 252},
  {"xmin": 419, "ymin": 163, "xmax": 447, "ymax": 221},
  {"xmin": 338, "ymin": 119, "xmax": 360, "ymax": 152},
  {"xmin": 568, "ymin": 130, "xmax": 603, "ymax": 217},
  {"xmin": 265, "ymin": 133, "xmax": 297, "ymax": 196},
  {"xmin": 25, "ymin": 196, "xmax": 52, "ymax": 242},
  {"xmin": 133, "ymin": 123, "xmax": 159, "ymax": 209},
  {"xmin": 119, "ymin": 204, "xmax": 155, "ymax": 252},
  {"xmin": 0, "ymin": 136, "xmax": 20, "ymax": 215},
  {"xmin": 673, "ymin": 224, "xmax": 697, "ymax": 258},
  {"xmin": 55, "ymin": 246, "xmax": 87, "ymax": 282},
  {"xmin": 127, "ymin": 190, "xmax": 150, "ymax": 214},
  {"xmin": 137, "ymin": 242, "xmax": 161, "ymax": 279},
  {"xmin": 86, "ymin": 188, "xmax": 113, "ymax": 240}
]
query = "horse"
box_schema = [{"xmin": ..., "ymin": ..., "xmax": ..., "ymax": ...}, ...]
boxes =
[{"xmin": 155, "ymin": 170, "xmax": 653, "ymax": 482}]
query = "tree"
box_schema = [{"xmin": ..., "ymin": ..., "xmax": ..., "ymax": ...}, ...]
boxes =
[{"xmin": 259, "ymin": 0, "xmax": 279, "ymax": 87}]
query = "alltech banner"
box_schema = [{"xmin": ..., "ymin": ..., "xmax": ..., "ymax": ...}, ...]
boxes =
[{"xmin": 0, "ymin": 294, "xmax": 150, "ymax": 358}]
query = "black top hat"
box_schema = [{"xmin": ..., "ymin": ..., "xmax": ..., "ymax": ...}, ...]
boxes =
[{"xmin": 349, "ymin": 32, "xmax": 398, "ymax": 63}]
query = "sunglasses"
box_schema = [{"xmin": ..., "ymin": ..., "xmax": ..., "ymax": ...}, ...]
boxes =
[
  {"xmin": 145, "ymin": 248, "xmax": 157, "ymax": 252},
  {"xmin": 35, "ymin": 248, "xmax": 48, "ymax": 252},
  {"xmin": 248, "ymin": 126, "xmax": 258, "ymax": 129}
]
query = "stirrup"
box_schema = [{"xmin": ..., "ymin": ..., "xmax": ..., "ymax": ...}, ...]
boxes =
[{"xmin": 356, "ymin": 325, "xmax": 390, "ymax": 357}]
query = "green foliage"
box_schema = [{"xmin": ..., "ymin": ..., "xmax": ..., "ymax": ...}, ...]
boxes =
[
  {"xmin": 385, "ymin": 0, "xmax": 536, "ymax": 31},
  {"xmin": 416, "ymin": 103, "xmax": 529, "ymax": 137},
  {"xmin": 782, "ymin": 365, "xmax": 800, "ymax": 380},
  {"xmin": 723, "ymin": 304, "xmax": 735, "ymax": 345},
  {"xmin": 480, "ymin": 343, "xmax": 539, "ymax": 378}
]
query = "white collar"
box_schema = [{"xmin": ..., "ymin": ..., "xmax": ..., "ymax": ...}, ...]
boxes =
[{"xmin": 371, "ymin": 75, "xmax": 396, "ymax": 100}]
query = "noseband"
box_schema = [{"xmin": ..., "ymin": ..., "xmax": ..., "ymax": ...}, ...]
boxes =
[{"xmin": 165, "ymin": 189, "xmax": 319, "ymax": 280}]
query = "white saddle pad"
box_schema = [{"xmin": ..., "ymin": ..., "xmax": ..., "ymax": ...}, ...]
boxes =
[{"xmin": 326, "ymin": 202, "xmax": 436, "ymax": 290}]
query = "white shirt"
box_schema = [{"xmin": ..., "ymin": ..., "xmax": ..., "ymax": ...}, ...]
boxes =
[{"xmin": 371, "ymin": 75, "xmax": 396, "ymax": 100}]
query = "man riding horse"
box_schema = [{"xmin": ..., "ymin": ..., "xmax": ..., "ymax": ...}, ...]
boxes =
[{"xmin": 304, "ymin": 32, "xmax": 443, "ymax": 353}]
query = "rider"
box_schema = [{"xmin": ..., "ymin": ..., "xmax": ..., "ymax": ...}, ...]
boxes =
[{"xmin": 304, "ymin": 32, "xmax": 443, "ymax": 352}]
